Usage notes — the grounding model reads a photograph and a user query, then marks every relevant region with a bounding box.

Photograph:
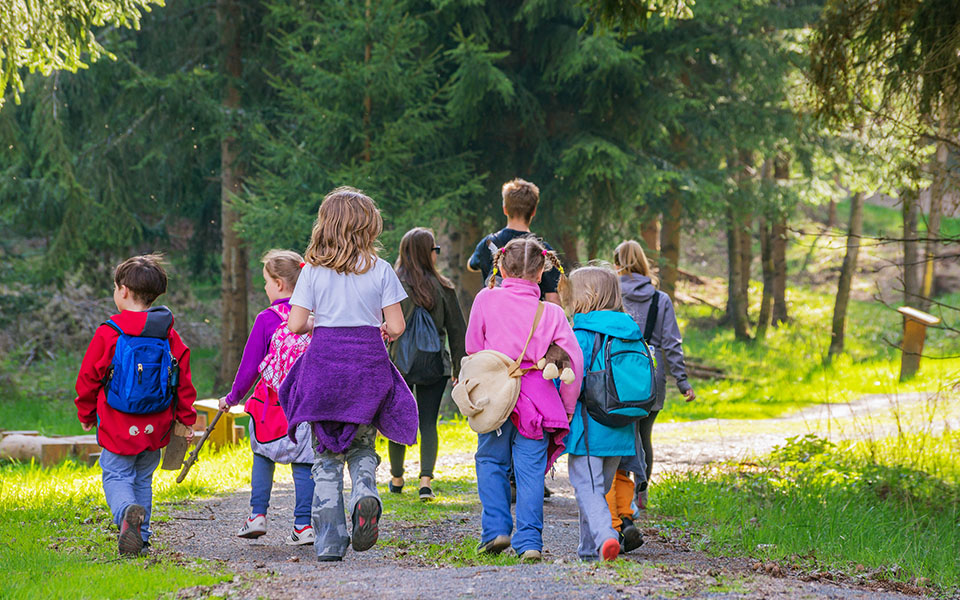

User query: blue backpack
[576,330,657,428]
[102,320,180,415]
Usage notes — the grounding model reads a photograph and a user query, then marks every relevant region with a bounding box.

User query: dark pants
[636,410,658,491]
[388,377,448,479]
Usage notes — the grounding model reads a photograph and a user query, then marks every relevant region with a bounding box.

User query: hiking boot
[477,535,511,555]
[237,514,267,539]
[118,504,145,557]
[619,517,644,553]
[600,537,620,562]
[519,549,542,562]
[351,497,381,552]
[285,524,315,546]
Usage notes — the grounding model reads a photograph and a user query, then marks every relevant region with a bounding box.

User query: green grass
[0,443,253,600]
[664,287,960,421]
[382,536,522,567]
[832,198,960,239]
[652,431,960,591]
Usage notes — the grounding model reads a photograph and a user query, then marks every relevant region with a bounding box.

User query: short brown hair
[566,265,622,314]
[614,240,658,286]
[262,249,304,289]
[501,178,540,223]
[304,186,382,274]
[114,254,167,305]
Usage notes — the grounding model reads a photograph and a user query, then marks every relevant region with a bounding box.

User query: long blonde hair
[304,187,382,274]
[566,265,622,314]
[614,240,658,286]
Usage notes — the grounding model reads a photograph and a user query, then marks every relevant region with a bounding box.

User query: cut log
[0,434,102,466]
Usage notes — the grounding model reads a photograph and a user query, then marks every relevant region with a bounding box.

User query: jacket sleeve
[659,296,692,393]
[224,309,279,406]
[464,292,487,355]
[551,311,584,417]
[169,328,198,426]
[442,286,468,379]
[74,327,111,426]
[468,236,491,275]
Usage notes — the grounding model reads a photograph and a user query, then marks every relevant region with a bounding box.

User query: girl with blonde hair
[611,240,695,516]
[279,187,419,562]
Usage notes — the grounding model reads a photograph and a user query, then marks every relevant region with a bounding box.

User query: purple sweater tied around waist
[278,325,418,454]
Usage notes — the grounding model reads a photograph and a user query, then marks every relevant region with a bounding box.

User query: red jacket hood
[109,306,175,338]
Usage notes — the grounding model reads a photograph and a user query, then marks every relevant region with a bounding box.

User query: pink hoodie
[465,278,584,470]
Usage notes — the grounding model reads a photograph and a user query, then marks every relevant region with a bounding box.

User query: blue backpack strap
[101,319,124,386]
[104,319,123,335]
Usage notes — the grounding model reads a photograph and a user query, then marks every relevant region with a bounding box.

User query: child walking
[220,250,316,545]
[388,228,467,501]
[278,187,419,562]
[74,254,197,556]
[564,266,647,562]
[465,237,582,561]
[612,240,695,514]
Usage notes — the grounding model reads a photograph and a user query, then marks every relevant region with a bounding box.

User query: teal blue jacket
[563,310,642,457]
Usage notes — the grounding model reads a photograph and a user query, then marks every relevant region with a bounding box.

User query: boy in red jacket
[75,254,197,556]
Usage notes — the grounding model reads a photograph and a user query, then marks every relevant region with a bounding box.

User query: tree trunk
[828,192,865,360]
[640,214,660,256]
[756,218,774,339]
[437,219,483,315]
[920,123,948,311]
[738,217,752,319]
[659,194,681,300]
[216,0,248,389]
[827,200,837,228]
[726,206,751,341]
[772,156,790,326]
[902,188,921,306]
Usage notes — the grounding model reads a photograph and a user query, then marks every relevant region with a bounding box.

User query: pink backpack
[244,304,312,443]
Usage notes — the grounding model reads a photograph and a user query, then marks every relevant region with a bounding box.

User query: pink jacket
[465,278,584,470]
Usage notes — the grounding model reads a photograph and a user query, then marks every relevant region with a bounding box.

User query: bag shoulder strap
[268,304,289,324]
[588,332,604,370]
[643,292,661,344]
[509,302,544,375]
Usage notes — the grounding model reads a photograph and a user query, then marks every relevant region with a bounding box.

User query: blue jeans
[250,453,314,527]
[475,419,548,554]
[100,448,161,542]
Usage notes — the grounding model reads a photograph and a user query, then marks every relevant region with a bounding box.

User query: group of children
[74,179,693,563]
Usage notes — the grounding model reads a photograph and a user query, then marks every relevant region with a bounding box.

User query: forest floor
[156,391,955,600]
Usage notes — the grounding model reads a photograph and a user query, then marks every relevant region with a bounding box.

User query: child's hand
[380,322,393,343]
[183,426,195,443]
[218,396,230,411]
[683,389,696,402]
[81,421,95,432]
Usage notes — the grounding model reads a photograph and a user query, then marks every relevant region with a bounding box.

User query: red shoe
[118,504,145,557]
[600,537,620,561]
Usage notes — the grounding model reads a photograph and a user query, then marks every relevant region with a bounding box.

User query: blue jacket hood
[572,310,642,340]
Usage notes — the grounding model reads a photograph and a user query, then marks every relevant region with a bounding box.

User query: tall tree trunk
[738,217,752,320]
[659,194,681,300]
[640,214,660,256]
[216,0,248,388]
[772,156,790,325]
[828,192,865,360]
[902,188,921,306]
[557,230,580,267]
[920,120,948,311]
[828,201,837,228]
[757,218,775,339]
[437,220,483,314]
[362,0,372,162]
[726,205,751,341]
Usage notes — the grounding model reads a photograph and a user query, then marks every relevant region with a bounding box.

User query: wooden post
[897,306,941,381]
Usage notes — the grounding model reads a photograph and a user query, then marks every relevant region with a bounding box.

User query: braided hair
[488,236,567,294]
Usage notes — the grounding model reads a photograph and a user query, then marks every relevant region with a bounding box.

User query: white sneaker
[237,514,267,538]
[285,524,315,546]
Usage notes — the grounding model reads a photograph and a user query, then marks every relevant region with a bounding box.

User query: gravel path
[157,393,957,599]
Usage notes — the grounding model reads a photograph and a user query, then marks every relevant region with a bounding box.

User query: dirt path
[159,393,956,600]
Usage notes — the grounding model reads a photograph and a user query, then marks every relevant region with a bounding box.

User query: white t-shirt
[290,257,407,328]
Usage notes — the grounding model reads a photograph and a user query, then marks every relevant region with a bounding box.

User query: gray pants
[311,425,381,557]
[568,454,620,560]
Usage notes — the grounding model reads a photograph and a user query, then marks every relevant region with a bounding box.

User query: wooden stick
[176,409,224,484]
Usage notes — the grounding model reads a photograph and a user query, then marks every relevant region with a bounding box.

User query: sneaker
[285,524,315,546]
[477,534,511,555]
[419,486,435,502]
[519,549,542,562]
[237,514,267,539]
[317,555,342,562]
[620,517,644,553]
[351,497,381,552]
[118,504,145,557]
[600,537,620,561]
[636,488,648,511]
[543,483,553,498]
